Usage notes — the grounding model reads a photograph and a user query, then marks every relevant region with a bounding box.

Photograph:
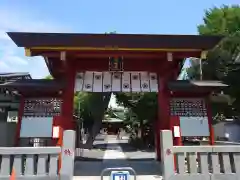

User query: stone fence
[0,130,75,180]
[161,130,240,180]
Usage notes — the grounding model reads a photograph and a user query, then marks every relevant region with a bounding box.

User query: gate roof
[0,79,227,95]
[168,80,228,93]
[7,32,224,78]
[0,79,64,97]
[8,32,222,50]
[0,72,31,81]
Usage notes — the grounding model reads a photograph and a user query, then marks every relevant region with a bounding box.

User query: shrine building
[0,73,31,146]
[0,32,227,160]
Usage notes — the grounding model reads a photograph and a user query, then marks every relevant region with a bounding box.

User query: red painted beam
[39,50,200,78]
[34,50,201,58]
[75,58,161,72]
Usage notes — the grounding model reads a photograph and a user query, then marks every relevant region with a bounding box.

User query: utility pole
[199,50,207,81]
[78,99,84,142]
[199,58,203,80]
[235,52,240,63]
[78,98,84,156]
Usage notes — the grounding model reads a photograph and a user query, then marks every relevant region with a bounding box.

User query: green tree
[115,92,157,139]
[45,75,111,147]
[83,92,111,148]
[198,5,240,36]
[116,5,240,142]
[187,5,240,117]
[45,75,53,79]
[188,5,240,79]
[70,91,112,148]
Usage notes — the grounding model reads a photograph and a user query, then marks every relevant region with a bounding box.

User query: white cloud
[0,61,10,72]
[0,30,10,41]
[0,6,71,79]
[7,56,28,65]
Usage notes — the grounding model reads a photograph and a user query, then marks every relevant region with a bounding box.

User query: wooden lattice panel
[23,98,62,117]
[170,98,207,117]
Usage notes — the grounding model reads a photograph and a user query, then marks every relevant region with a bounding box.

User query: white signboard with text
[20,117,53,138]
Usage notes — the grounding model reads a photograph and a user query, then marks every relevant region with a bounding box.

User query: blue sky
[0,0,239,79]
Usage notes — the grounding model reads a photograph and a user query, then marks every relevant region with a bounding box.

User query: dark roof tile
[168,80,228,91]
[7,32,224,50]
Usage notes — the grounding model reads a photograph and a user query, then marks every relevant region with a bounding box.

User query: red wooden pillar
[155,74,171,161]
[55,60,76,152]
[52,116,64,146]
[170,116,182,146]
[15,96,24,146]
[61,61,76,131]
[206,98,214,145]
[57,61,76,171]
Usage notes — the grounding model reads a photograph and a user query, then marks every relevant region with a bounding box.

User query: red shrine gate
[5,32,225,161]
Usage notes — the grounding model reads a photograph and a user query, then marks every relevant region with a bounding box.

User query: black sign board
[109,57,123,72]
[23,98,62,117]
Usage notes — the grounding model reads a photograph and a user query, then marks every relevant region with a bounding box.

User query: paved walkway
[74,135,162,180]
[103,137,126,160]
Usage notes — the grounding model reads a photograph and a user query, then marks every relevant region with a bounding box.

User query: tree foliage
[45,75,53,79]
[45,75,111,147]
[115,92,157,122]
[188,5,240,78]
[115,5,240,128]
[198,5,240,36]
[187,5,240,117]
[115,92,157,142]
[72,91,112,148]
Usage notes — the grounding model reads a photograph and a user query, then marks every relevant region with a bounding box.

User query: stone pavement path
[73,135,162,180]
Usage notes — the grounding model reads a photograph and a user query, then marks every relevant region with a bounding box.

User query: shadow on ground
[93,143,108,149]
[93,142,154,152]
[74,159,162,176]
[75,157,155,161]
